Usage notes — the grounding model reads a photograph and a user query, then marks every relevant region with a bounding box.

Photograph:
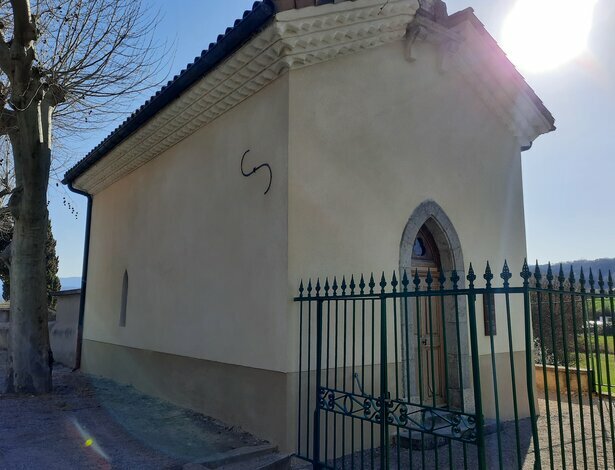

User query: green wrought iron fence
[293,260,615,469]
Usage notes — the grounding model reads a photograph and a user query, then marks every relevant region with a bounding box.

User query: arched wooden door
[412,226,445,405]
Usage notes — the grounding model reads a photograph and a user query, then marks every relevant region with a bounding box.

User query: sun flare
[502,0,598,73]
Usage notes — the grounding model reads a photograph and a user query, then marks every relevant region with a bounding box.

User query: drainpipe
[65,182,92,370]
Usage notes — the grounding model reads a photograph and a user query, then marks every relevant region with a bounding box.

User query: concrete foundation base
[81,340,290,449]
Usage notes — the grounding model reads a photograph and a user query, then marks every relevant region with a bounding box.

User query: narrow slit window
[120,270,128,327]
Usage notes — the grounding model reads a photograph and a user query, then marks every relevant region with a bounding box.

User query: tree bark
[0,0,53,394]
[5,103,52,393]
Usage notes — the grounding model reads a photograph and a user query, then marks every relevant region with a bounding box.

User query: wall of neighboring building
[82,74,290,445]
[286,38,530,426]
[50,291,81,368]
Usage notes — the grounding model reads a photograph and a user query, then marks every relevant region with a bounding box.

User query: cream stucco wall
[85,75,290,373]
[81,26,542,451]
[286,39,529,372]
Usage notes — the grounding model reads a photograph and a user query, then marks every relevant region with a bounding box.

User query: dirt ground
[0,355,266,470]
[3,353,614,469]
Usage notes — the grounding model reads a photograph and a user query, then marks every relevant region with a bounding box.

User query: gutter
[66,182,92,370]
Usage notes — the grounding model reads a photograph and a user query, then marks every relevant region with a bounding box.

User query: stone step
[289,456,313,469]
[183,444,289,470]
[215,452,291,470]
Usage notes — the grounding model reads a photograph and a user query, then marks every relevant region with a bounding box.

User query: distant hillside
[538,258,615,281]
[59,277,81,290]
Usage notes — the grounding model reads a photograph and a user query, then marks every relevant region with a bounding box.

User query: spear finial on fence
[598,270,605,294]
[349,275,356,295]
[568,266,576,292]
[558,264,566,290]
[451,269,460,289]
[426,268,433,290]
[402,270,409,292]
[341,276,347,295]
[315,278,321,297]
[483,261,493,288]
[307,279,313,297]
[500,260,512,288]
[413,269,421,291]
[380,272,387,293]
[579,267,586,293]
[369,273,375,294]
[533,261,542,284]
[467,263,476,288]
[324,278,330,296]
[546,262,554,289]
[391,271,398,292]
[520,259,531,287]
[359,274,366,295]
[332,277,338,296]
[589,268,596,293]
[438,270,446,289]
[299,280,304,297]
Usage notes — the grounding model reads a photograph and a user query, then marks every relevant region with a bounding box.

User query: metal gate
[293,261,615,469]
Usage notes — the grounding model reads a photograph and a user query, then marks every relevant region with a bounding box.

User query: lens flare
[502,0,598,73]
[69,417,109,461]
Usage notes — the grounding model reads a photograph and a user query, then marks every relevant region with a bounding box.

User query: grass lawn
[577,351,615,394]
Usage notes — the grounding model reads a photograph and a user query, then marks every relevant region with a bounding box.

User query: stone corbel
[404,14,463,69]
[404,22,428,62]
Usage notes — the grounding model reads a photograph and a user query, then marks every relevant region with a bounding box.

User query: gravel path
[0,355,266,470]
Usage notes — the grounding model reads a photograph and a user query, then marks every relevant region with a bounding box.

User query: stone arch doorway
[399,200,472,410]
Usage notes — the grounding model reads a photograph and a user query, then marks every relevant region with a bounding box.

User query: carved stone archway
[399,200,473,410]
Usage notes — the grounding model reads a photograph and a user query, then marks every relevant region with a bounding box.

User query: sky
[50,0,615,277]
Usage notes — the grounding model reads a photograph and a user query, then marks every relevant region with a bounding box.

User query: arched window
[119,270,128,327]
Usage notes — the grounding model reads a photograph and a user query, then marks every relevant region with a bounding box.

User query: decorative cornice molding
[75,0,420,194]
[75,0,552,193]
[447,20,554,147]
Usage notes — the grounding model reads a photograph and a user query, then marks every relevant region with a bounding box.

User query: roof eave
[62,0,277,186]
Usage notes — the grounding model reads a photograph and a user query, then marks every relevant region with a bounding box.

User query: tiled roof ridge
[63,0,277,185]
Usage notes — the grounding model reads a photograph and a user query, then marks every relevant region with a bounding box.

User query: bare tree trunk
[5,104,52,393]
[0,0,160,393]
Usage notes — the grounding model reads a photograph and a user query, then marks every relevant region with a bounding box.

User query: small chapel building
[63,0,554,451]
